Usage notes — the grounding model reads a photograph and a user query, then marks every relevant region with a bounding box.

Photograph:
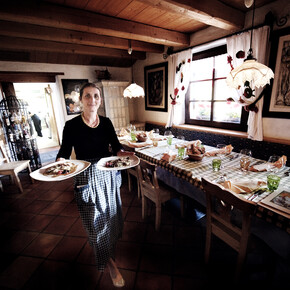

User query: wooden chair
[137,159,184,231]
[127,167,141,198]
[201,178,256,281]
[0,140,34,193]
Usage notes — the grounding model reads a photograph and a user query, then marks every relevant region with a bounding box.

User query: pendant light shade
[123,40,145,98]
[226,59,274,89]
[226,0,274,91]
[123,83,145,98]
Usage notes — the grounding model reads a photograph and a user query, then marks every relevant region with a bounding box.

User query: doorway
[14,83,60,150]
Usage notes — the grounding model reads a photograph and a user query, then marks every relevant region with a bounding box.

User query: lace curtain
[166,49,192,128]
[226,26,271,141]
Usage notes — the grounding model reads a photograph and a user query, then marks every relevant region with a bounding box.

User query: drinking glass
[164,130,173,146]
[267,155,283,173]
[267,174,280,191]
[129,124,137,141]
[240,149,252,172]
[212,157,222,171]
[153,128,160,136]
[177,135,186,160]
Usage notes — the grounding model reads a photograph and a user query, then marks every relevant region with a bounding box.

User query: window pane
[191,58,213,81]
[189,101,211,120]
[213,101,241,123]
[214,79,235,100]
[214,54,230,78]
[189,81,212,101]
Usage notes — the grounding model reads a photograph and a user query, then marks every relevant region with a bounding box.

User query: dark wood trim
[0,71,64,83]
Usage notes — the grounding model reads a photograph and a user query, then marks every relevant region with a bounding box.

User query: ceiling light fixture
[226,0,274,91]
[123,40,145,98]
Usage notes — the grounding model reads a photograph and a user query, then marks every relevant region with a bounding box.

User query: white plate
[30,160,91,181]
[97,155,140,171]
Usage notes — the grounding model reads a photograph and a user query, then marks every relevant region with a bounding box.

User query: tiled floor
[0,171,288,290]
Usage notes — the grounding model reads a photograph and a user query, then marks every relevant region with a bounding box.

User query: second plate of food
[97,155,140,171]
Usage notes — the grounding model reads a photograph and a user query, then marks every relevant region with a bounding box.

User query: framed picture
[260,189,290,218]
[263,27,290,118]
[144,62,168,112]
[61,79,88,115]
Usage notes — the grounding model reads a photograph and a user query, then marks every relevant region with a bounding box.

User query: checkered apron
[74,159,123,271]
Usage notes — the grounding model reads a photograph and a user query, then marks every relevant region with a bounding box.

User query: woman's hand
[56,157,66,162]
[117,150,135,156]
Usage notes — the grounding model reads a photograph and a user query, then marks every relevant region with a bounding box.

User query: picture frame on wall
[144,62,168,112]
[61,79,88,115]
[263,27,290,118]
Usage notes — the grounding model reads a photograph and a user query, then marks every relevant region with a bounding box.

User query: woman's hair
[79,83,102,100]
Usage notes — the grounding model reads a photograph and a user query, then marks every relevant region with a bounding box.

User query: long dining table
[121,137,290,258]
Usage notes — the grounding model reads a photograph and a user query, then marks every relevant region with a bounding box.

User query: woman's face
[80,86,101,113]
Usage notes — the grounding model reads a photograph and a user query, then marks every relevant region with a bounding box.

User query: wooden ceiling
[0,0,276,67]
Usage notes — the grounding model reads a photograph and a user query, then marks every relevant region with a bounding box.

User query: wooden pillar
[1,82,15,97]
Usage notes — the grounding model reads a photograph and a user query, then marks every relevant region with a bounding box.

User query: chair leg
[142,195,147,219]
[127,170,132,192]
[27,164,34,184]
[155,205,161,231]
[204,223,212,264]
[0,179,3,192]
[12,172,23,193]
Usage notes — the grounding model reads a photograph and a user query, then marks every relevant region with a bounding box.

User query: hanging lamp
[123,40,145,98]
[226,0,274,90]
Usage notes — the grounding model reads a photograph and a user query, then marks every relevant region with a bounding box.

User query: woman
[56,83,129,287]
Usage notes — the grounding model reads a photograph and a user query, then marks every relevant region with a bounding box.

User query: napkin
[221,179,266,194]
[205,144,233,156]
[161,152,177,162]
[249,155,287,172]
[127,140,151,148]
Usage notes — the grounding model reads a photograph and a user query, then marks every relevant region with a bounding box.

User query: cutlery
[248,188,267,201]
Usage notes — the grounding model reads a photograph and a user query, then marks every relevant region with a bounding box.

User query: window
[185,45,248,131]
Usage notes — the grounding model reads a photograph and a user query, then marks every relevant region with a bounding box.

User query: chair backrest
[137,159,159,193]
[201,178,256,251]
[0,140,10,163]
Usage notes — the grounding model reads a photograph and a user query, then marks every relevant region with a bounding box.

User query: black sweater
[56,115,122,160]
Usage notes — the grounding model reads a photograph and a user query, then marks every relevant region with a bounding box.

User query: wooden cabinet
[96,81,130,130]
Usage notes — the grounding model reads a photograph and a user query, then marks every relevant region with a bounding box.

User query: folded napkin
[127,140,151,148]
[205,145,233,156]
[249,155,287,172]
[161,152,177,162]
[221,179,266,194]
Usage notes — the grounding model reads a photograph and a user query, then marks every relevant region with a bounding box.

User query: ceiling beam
[141,0,245,30]
[0,36,146,60]
[0,20,164,54]
[0,1,189,47]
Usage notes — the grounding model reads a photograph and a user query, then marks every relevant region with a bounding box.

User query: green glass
[167,136,173,145]
[131,131,137,141]
[178,147,185,159]
[212,158,221,171]
[267,174,280,191]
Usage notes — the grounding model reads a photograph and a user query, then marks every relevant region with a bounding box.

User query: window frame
[185,45,248,132]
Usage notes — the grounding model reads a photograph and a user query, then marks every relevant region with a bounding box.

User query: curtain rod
[169,22,268,56]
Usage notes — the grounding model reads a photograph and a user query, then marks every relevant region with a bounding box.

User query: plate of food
[30,160,91,181]
[97,155,140,171]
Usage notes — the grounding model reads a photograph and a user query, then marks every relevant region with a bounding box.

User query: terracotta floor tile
[59,203,79,217]
[23,260,100,290]
[0,256,43,290]
[76,242,96,265]
[125,206,145,223]
[55,190,74,202]
[66,218,87,237]
[48,236,87,261]
[135,272,172,290]
[21,214,55,232]
[121,221,147,242]
[20,199,51,214]
[22,233,62,258]
[145,224,174,245]
[2,231,38,254]
[36,190,63,201]
[40,201,68,215]
[115,241,141,271]
[43,216,77,235]
[172,276,205,290]
[139,244,173,274]
[3,213,35,230]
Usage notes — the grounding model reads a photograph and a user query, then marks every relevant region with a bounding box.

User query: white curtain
[166,49,192,128]
[226,26,271,141]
